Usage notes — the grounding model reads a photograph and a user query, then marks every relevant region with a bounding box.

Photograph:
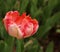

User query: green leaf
[0,40,6,52]
[30,0,38,17]
[14,0,20,11]
[34,8,43,18]
[0,0,6,17]
[0,19,8,39]
[20,0,29,14]
[45,0,58,18]
[5,37,15,52]
[42,0,58,24]
[24,38,40,52]
[46,41,54,52]
[38,0,44,7]
[35,12,60,38]
[6,0,16,11]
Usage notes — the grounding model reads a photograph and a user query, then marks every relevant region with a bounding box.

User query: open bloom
[3,11,39,39]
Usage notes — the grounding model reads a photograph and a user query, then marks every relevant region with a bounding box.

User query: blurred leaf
[42,0,58,24]
[14,0,20,11]
[46,41,54,52]
[0,40,5,52]
[38,0,44,7]
[0,0,6,17]
[38,46,43,52]
[35,12,60,38]
[20,0,29,14]
[6,0,16,11]
[24,38,40,52]
[34,8,43,18]
[0,19,5,38]
[44,0,58,18]
[5,37,15,52]
[0,40,8,52]
[30,0,38,17]
[0,19,9,39]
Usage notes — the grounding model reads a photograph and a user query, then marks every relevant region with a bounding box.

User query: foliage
[0,0,60,52]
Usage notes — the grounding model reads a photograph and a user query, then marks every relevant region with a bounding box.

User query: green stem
[16,39,24,52]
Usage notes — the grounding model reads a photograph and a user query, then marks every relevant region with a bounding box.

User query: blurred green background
[0,0,60,52]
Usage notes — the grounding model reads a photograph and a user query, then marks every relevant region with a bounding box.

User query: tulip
[3,11,39,39]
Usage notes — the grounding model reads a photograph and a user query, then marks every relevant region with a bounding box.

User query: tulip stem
[16,39,24,52]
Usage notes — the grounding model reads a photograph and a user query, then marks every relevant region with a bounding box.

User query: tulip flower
[3,11,39,39]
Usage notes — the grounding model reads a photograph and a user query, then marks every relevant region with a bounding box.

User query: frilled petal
[15,13,26,25]
[23,16,39,34]
[31,19,39,34]
[20,18,33,38]
[4,11,20,21]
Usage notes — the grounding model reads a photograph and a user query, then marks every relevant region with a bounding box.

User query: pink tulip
[3,11,39,39]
